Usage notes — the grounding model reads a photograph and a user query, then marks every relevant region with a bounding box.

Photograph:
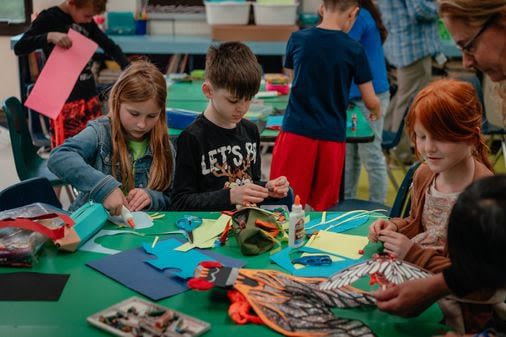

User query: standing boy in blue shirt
[270,0,380,211]
[172,42,290,211]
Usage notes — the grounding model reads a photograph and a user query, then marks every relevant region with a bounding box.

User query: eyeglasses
[458,14,498,56]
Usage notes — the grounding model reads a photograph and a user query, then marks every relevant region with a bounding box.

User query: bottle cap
[294,195,301,205]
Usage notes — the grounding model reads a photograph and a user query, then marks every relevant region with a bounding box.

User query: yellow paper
[305,231,368,260]
[293,252,344,269]
[175,214,231,251]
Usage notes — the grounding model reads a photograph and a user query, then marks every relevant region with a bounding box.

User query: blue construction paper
[305,212,369,235]
[87,236,245,301]
[143,238,216,279]
[266,115,283,129]
[270,246,361,277]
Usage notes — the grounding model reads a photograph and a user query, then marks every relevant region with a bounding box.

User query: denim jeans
[344,91,390,203]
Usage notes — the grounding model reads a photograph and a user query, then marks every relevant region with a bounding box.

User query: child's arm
[47,124,122,207]
[14,12,55,55]
[357,81,381,120]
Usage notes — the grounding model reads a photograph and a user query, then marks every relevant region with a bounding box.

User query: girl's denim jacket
[48,116,173,211]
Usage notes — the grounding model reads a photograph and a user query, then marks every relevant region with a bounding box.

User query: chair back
[2,97,44,181]
[26,84,51,148]
[0,177,62,211]
[389,162,421,218]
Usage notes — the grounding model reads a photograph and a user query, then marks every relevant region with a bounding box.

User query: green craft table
[166,81,375,144]
[0,212,447,337]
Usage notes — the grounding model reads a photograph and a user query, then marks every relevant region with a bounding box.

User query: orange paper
[25,29,98,119]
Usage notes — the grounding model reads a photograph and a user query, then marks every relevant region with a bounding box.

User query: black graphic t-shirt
[172,114,263,211]
[14,6,129,102]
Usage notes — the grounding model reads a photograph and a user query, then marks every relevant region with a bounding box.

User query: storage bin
[253,3,298,25]
[204,1,251,25]
[166,108,200,129]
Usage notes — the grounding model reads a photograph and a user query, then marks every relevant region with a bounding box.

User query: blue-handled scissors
[292,255,333,266]
[176,215,202,244]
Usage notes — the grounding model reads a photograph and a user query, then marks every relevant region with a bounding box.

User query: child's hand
[378,230,413,260]
[368,219,397,242]
[47,32,72,48]
[103,188,128,216]
[368,105,381,121]
[266,176,289,198]
[127,188,152,211]
[230,183,269,207]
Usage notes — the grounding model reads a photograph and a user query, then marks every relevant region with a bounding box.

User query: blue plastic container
[166,108,201,129]
[135,19,147,35]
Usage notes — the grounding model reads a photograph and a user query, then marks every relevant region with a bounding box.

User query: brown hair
[439,0,506,28]
[359,0,388,43]
[205,42,261,100]
[406,79,492,171]
[108,60,173,192]
[323,0,359,11]
[72,0,107,14]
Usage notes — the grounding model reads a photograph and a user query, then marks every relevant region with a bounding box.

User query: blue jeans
[344,91,390,203]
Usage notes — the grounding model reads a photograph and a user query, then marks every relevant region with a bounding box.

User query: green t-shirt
[128,139,149,162]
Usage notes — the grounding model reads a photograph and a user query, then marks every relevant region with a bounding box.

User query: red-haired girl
[368,79,493,271]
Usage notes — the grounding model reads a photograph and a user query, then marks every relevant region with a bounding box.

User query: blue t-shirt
[348,9,389,99]
[283,27,372,142]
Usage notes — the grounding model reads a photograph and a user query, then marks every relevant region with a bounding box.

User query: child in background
[270,0,380,211]
[14,0,129,148]
[344,0,390,204]
[172,42,290,211]
[369,79,493,271]
[48,61,174,215]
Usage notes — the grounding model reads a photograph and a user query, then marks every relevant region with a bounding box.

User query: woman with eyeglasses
[439,0,506,82]
[371,4,506,334]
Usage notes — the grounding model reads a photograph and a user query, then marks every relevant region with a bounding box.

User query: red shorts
[51,96,102,148]
[270,131,345,211]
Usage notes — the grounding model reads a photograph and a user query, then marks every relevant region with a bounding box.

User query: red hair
[405,79,492,171]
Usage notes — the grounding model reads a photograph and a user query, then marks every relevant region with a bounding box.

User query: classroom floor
[1,125,504,209]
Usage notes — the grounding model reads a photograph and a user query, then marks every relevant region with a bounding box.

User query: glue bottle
[289,195,305,248]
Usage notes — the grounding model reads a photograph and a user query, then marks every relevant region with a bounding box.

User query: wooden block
[211,24,298,41]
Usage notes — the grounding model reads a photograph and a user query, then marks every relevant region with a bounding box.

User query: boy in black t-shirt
[172,42,290,211]
[14,0,129,147]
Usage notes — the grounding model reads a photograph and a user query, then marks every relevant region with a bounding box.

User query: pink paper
[25,29,98,119]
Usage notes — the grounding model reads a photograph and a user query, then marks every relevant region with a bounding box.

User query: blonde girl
[48,61,174,214]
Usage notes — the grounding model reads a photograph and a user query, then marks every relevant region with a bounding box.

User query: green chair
[0,177,62,211]
[388,161,420,218]
[2,97,64,186]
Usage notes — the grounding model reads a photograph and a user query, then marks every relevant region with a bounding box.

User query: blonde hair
[108,60,173,192]
[439,0,506,27]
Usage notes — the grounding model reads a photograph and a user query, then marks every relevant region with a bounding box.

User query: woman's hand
[127,188,152,211]
[103,188,127,216]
